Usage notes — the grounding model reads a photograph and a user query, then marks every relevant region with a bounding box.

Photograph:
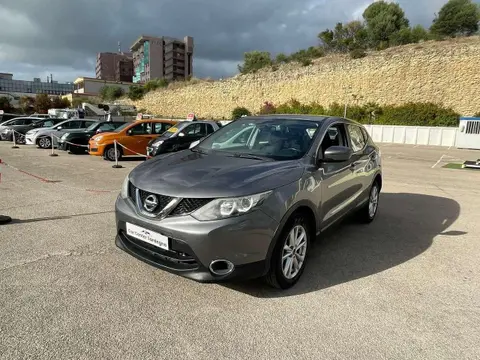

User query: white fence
[363,125,458,147]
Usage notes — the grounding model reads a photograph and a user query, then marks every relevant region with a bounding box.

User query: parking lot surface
[1,142,480,360]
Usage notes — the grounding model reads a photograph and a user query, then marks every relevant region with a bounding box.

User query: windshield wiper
[230,153,270,160]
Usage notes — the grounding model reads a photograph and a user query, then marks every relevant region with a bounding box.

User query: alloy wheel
[38,137,51,149]
[368,185,379,218]
[281,225,308,279]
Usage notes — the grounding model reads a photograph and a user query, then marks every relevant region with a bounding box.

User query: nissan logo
[143,194,159,212]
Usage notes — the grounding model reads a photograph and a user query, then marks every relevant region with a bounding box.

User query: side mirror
[189,140,200,149]
[320,146,352,163]
[56,126,62,131]
[178,132,185,137]
[127,129,133,135]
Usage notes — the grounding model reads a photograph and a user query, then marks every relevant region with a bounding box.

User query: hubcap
[39,138,50,148]
[108,148,119,160]
[368,185,379,218]
[281,225,307,279]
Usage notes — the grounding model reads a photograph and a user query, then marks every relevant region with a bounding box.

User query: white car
[25,118,99,149]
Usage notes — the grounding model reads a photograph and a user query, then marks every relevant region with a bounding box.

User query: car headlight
[120,175,130,199]
[61,133,70,140]
[153,140,163,146]
[191,191,272,221]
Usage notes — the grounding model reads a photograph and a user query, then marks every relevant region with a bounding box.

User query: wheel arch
[263,200,318,275]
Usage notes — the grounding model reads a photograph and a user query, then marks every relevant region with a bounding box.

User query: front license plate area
[126,222,169,250]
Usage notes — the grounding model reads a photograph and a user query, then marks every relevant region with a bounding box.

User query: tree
[19,96,35,114]
[430,0,480,37]
[0,96,13,112]
[99,85,125,101]
[51,96,70,108]
[238,51,272,74]
[231,107,251,120]
[363,1,410,48]
[275,53,289,64]
[127,86,145,101]
[34,93,52,114]
[318,21,368,53]
[411,25,430,42]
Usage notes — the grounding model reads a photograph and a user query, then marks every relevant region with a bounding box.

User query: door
[122,122,156,155]
[53,120,83,143]
[315,123,360,230]
[345,123,372,205]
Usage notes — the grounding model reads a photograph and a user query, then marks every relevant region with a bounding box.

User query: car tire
[104,145,122,162]
[359,181,380,223]
[265,214,311,289]
[37,136,51,149]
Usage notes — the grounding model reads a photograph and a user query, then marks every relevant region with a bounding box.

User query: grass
[442,163,464,169]
[442,162,480,170]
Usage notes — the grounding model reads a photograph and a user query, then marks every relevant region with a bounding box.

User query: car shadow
[224,192,464,298]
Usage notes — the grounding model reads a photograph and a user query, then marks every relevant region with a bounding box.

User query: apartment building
[130,35,193,83]
[95,52,134,82]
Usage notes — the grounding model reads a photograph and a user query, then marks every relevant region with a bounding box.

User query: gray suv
[115,115,382,289]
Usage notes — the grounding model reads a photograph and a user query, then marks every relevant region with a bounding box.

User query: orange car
[88,119,177,161]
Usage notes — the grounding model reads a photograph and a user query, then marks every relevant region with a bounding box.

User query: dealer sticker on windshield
[126,222,169,250]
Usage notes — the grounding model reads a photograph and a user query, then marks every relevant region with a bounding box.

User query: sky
[0,0,466,83]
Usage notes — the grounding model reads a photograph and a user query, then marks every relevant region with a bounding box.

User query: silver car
[25,118,99,148]
[115,115,382,289]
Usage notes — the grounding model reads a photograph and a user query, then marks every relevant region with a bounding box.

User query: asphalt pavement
[0,142,479,360]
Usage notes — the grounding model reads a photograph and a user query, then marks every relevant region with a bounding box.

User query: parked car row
[0,116,225,160]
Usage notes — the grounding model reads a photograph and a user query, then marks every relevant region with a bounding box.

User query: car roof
[241,114,364,126]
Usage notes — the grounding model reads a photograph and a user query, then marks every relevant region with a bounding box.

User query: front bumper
[25,136,35,145]
[58,140,68,151]
[115,195,278,282]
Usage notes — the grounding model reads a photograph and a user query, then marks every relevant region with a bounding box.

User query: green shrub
[127,86,145,101]
[144,79,169,92]
[261,100,459,126]
[377,102,459,126]
[231,107,251,120]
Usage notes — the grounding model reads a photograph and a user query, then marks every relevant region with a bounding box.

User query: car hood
[129,150,305,198]
[90,132,118,142]
[148,134,172,146]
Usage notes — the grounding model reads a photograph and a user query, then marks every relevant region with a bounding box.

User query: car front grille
[129,182,212,217]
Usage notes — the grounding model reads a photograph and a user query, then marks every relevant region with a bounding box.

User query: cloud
[0,0,472,83]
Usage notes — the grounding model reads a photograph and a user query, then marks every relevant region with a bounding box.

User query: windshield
[86,122,100,131]
[197,118,321,160]
[160,122,185,138]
